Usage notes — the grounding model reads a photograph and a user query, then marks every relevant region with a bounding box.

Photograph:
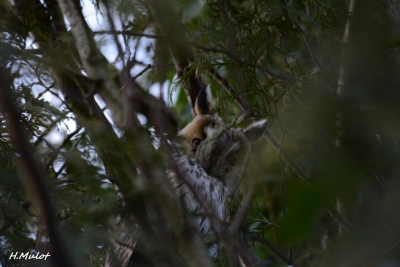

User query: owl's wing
[168,152,228,234]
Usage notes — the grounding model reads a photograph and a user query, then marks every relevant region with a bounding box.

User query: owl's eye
[192,138,202,146]
[226,153,236,167]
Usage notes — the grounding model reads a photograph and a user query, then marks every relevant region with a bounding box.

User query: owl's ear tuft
[195,86,213,115]
[243,119,268,144]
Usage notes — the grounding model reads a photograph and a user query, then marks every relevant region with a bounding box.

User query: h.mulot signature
[9,251,51,260]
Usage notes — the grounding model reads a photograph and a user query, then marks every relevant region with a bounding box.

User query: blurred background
[1,0,400,266]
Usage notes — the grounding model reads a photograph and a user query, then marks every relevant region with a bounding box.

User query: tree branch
[45,126,82,171]
[93,30,164,39]
[56,0,124,126]
[337,0,356,95]
[148,0,204,115]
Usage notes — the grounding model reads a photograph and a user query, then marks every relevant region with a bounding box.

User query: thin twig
[23,120,56,152]
[276,118,288,214]
[337,0,356,95]
[363,240,400,267]
[121,64,152,91]
[195,43,300,82]
[209,68,251,111]
[289,249,297,267]
[275,27,296,78]
[54,133,85,178]
[93,30,164,39]
[251,235,293,265]
[263,130,308,180]
[122,23,141,76]
[284,0,334,88]
[104,0,126,67]
[230,186,255,234]
[334,0,357,236]
[45,126,82,170]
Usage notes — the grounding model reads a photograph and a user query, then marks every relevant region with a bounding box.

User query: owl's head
[178,87,267,194]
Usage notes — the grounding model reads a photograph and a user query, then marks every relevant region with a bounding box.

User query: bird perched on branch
[106,86,267,267]
[171,87,267,260]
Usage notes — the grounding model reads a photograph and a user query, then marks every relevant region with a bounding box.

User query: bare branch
[121,64,152,91]
[93,30,164,39]
[363,241,400,267]
[230,187,255,234]
[57,0,124,126]
[208,68,252,111]
[275,27,296,79]
[337,0,357,95]
[45,127,83,171]
[251,235,292,265]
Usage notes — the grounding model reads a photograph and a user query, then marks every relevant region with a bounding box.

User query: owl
[169,87,267,255]
[106,87,267,266]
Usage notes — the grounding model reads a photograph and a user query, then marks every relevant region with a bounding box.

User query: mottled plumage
[172,123,267,230]
[106,87,267,266]
[169,87,267,256]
